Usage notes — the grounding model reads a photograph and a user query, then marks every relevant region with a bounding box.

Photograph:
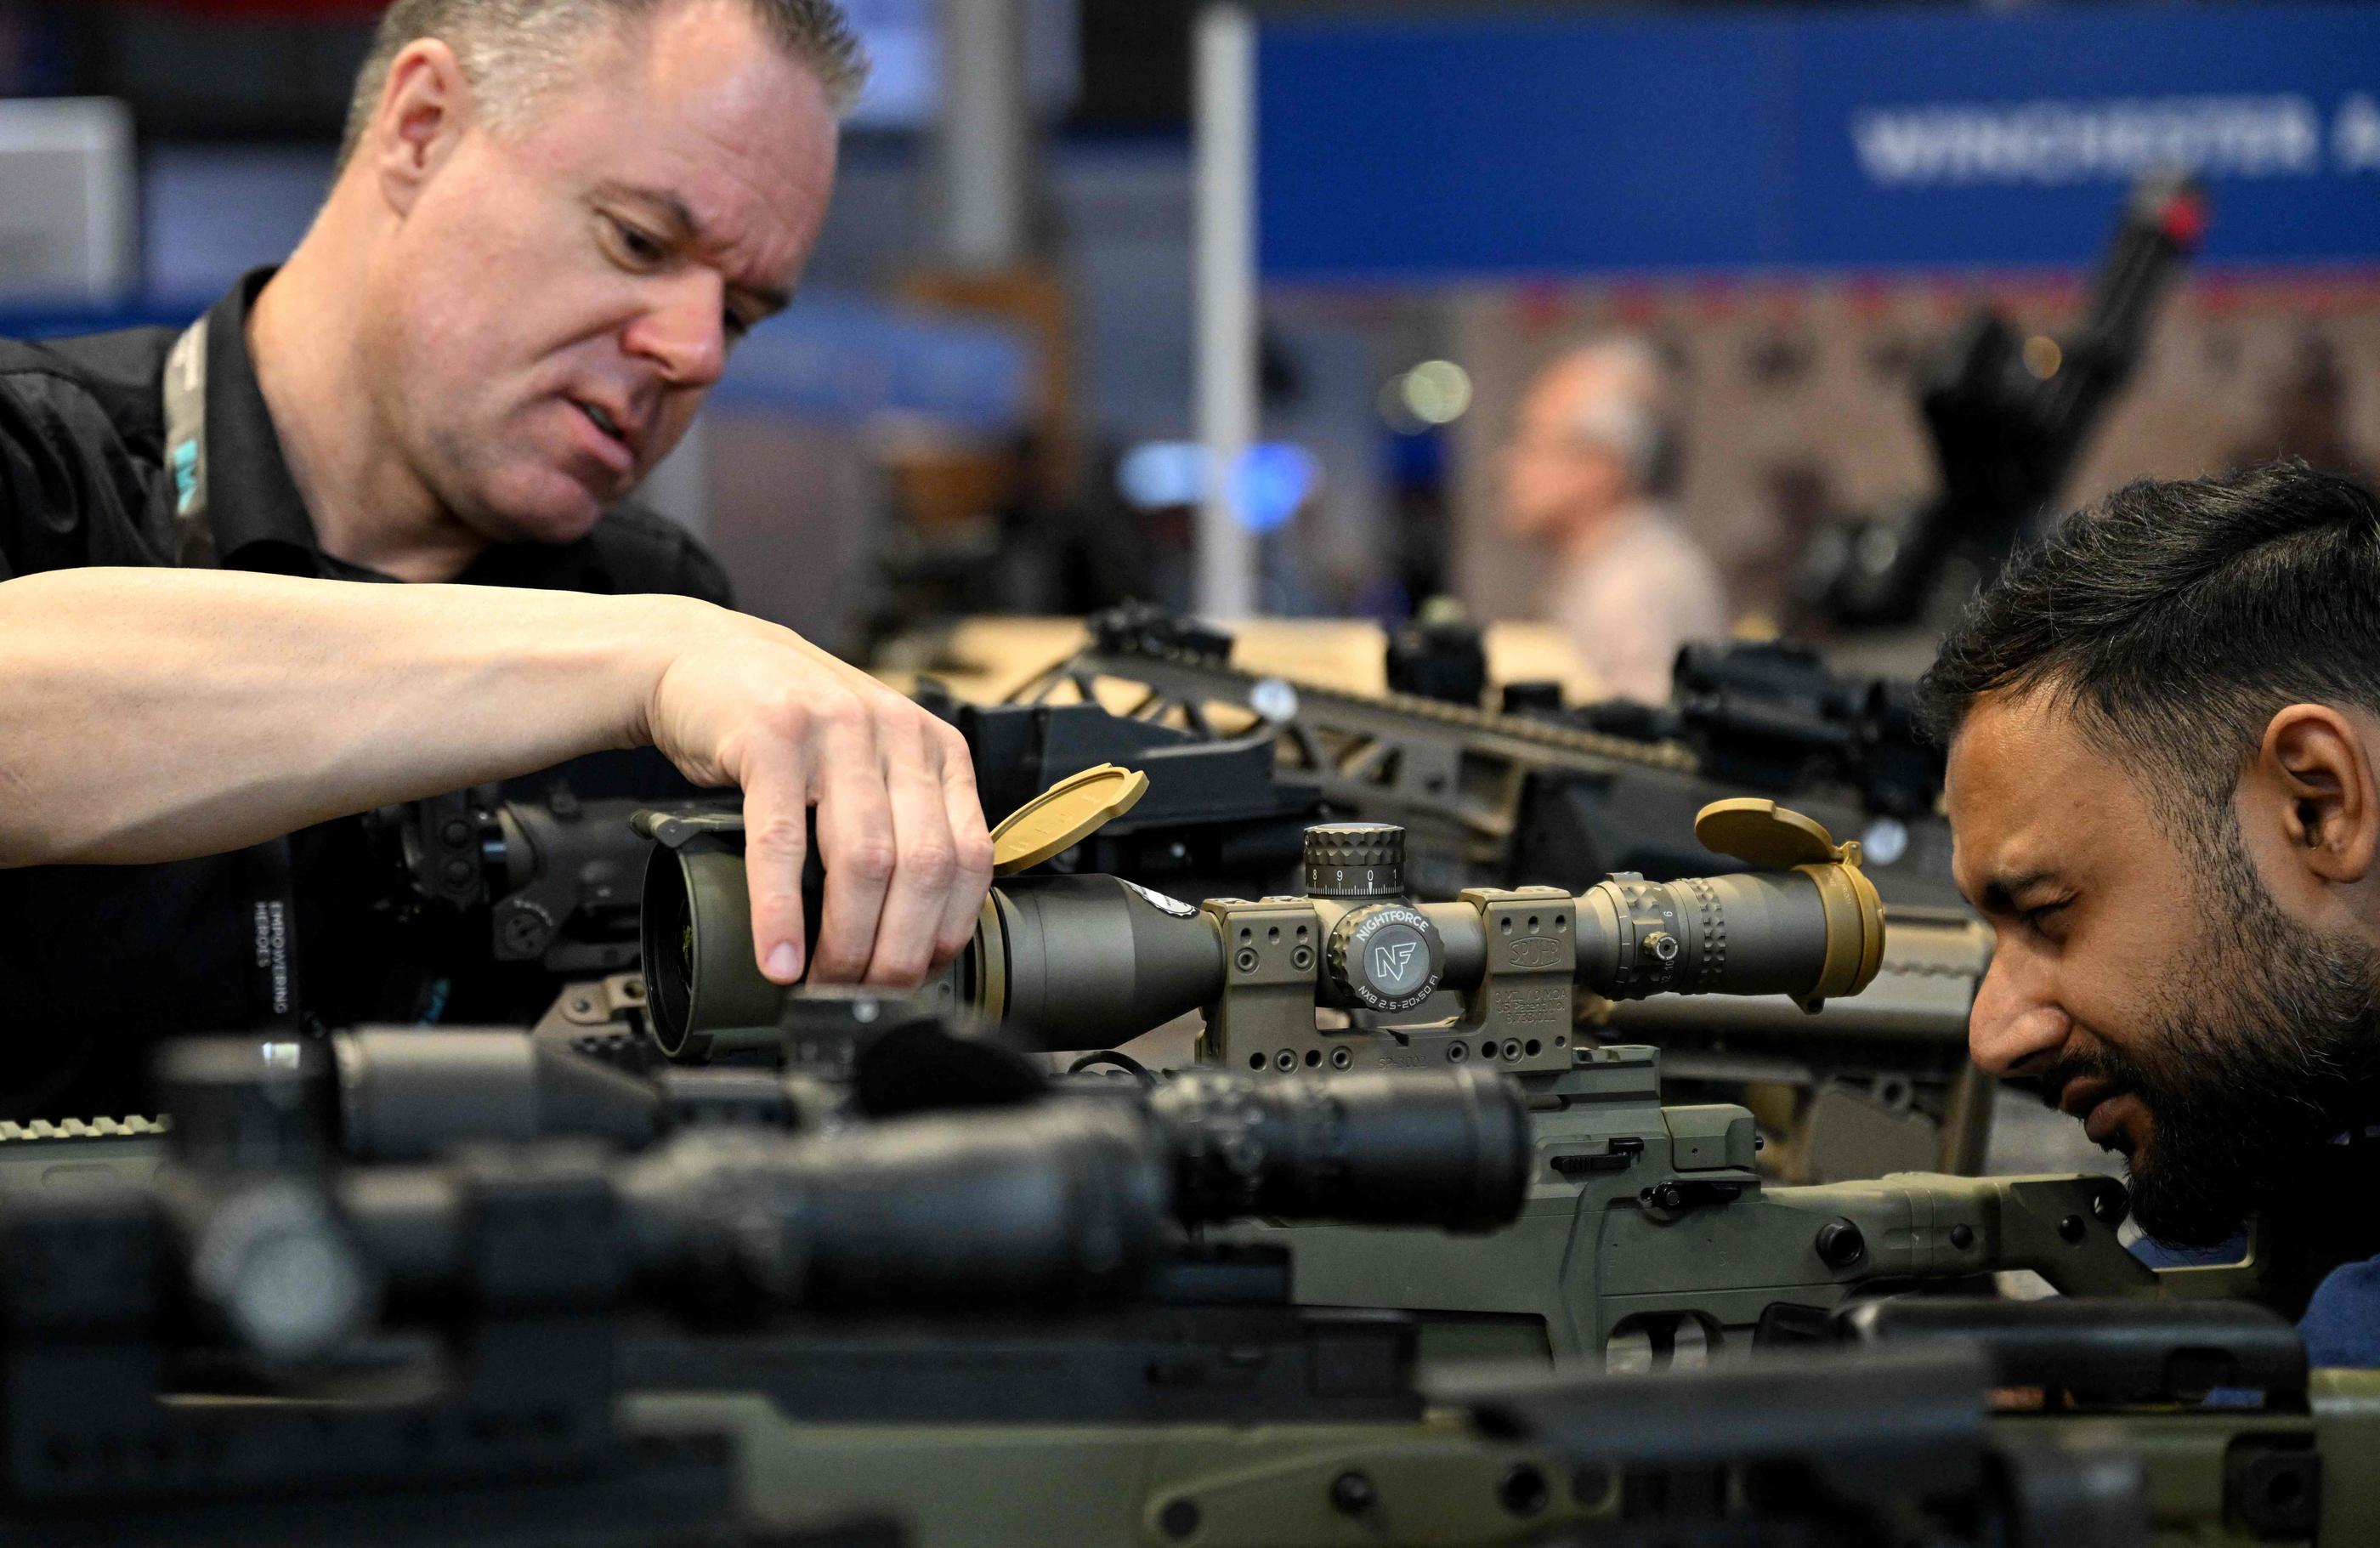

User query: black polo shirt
[0,269,731,1116]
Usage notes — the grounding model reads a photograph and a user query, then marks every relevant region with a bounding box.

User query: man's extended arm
[0,567,993,988]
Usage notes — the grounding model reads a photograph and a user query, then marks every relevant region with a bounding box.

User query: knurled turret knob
[1305,823,1406,899]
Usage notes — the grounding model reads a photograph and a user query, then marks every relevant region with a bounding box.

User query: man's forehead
[1946,689,2136,887]
[540,2,835,264]
[1947,689,2082,793]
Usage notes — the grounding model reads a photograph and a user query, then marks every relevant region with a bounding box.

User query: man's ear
[365,40,476,217]
[2255,704,2380,883]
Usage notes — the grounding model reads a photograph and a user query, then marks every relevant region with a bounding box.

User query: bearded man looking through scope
[1922,460,2380,1369]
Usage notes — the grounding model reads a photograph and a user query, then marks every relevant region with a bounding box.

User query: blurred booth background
[2,0,2376,675]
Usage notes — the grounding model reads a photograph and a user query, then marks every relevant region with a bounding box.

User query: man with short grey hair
[0,1,994,1109]
[264,0,858,577]
[1496,337,1728,703]
[337,0,867,170]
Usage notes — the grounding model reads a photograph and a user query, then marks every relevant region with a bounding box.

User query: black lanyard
[164,317,303,1033]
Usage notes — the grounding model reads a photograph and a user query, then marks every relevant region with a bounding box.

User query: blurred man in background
[1497,336,1726,704]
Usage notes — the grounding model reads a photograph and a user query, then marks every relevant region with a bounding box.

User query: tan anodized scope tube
[636,797,1887,1063]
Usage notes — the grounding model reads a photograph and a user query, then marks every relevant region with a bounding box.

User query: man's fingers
[649,627,998,989]
[861,713,963,988]
[739,740,813,984]
[929,738,996,971]
[808,700,893,984]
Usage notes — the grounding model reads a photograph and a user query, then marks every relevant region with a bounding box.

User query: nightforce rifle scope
[637,795,1885,1075]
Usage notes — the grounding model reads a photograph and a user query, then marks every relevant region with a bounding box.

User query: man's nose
[1967,948,2070,1076]
[624,273,728,389]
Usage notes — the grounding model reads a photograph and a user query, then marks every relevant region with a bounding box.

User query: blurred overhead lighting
[1116,440,1322,535]
[1231,443,1321,534]
[1399,360,1473,426]
[1117,441,1205,510]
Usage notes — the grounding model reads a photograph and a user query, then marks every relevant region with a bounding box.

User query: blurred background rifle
[7,1018,2367,1548]
[1796,173,2209,633]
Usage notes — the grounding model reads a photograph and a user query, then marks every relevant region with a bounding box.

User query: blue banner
[1255,3,2380,281]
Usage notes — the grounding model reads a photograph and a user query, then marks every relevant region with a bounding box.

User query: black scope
[641,812,1884,1061]
[167,1103,1173,1361]
[1086,1064,1529,1234]
[147,1035,1533,1359]
[154,1030,807,1167]
[154,1032,1529,1235]
[609,1105,1167,1314]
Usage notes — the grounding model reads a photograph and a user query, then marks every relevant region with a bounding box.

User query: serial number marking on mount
[1498,982,1569,1023]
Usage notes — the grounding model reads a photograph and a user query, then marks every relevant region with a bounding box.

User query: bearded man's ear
[2258,705,2380,885]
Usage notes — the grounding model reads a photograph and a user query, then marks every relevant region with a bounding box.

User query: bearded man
[1923,459,2380,1367]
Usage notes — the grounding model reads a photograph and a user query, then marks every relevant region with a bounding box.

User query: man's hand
[643,605,996,989]
[0,572,994,989]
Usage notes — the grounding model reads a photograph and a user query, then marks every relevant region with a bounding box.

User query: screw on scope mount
[1304,823,1405,899]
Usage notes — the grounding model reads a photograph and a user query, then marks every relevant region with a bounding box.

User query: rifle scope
[154,1029,805,1166]
[201,1034,1525,1233]
[639,802,1884,1063]
[150,1035,1530,1356]
[172,1103,1173,1356]
[1108,1064,1527,1233]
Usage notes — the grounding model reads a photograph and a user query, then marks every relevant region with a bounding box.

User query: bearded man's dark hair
[1922,459,2380,847]
[1919,459,2380,1245]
